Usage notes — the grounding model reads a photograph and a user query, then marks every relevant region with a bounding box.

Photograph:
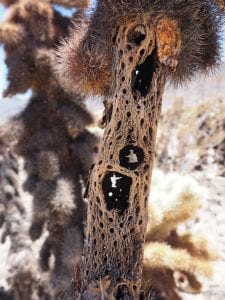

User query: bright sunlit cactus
[143,170,218,299]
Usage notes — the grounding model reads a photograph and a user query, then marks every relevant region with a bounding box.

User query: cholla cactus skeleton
[57,0,222,297]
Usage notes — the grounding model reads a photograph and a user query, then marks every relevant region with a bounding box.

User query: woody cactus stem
[217,0,225,11]
[82,18,166,297]
[56,1,221,297]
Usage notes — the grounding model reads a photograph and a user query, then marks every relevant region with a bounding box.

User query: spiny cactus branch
[0,1,98,298]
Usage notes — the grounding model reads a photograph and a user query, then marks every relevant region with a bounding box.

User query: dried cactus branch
[56,0,223,298]
[80,16,178,298]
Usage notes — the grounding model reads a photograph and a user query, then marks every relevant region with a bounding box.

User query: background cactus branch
[0,0,98,298]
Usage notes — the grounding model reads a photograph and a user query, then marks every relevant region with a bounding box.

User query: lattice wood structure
[80,17,180,298]
[56,0,223,298]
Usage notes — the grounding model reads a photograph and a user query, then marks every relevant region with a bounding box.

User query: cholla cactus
[146,171,205,240]
[143,170,218,299]
[56,0,222,97]
[0,135,53,299]
[0,135,23,232]
[0,0,98,298]
[56,0,222,297]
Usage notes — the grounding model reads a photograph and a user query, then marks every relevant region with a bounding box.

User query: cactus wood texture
[56,5,222,295]
[56,0,222,98]
[80,16,179,298]
[216,0,225,10]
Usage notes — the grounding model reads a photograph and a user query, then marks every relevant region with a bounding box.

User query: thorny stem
[81,18,166,299]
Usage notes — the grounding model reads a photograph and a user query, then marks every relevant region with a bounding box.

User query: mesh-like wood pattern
[82,16,166,298]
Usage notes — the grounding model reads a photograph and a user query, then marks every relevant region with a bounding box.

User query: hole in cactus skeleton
[132,49,158,98]
[119,145,144,170]
[115,284,132,299]
[102,172,132,215]
[128,25,146,46]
